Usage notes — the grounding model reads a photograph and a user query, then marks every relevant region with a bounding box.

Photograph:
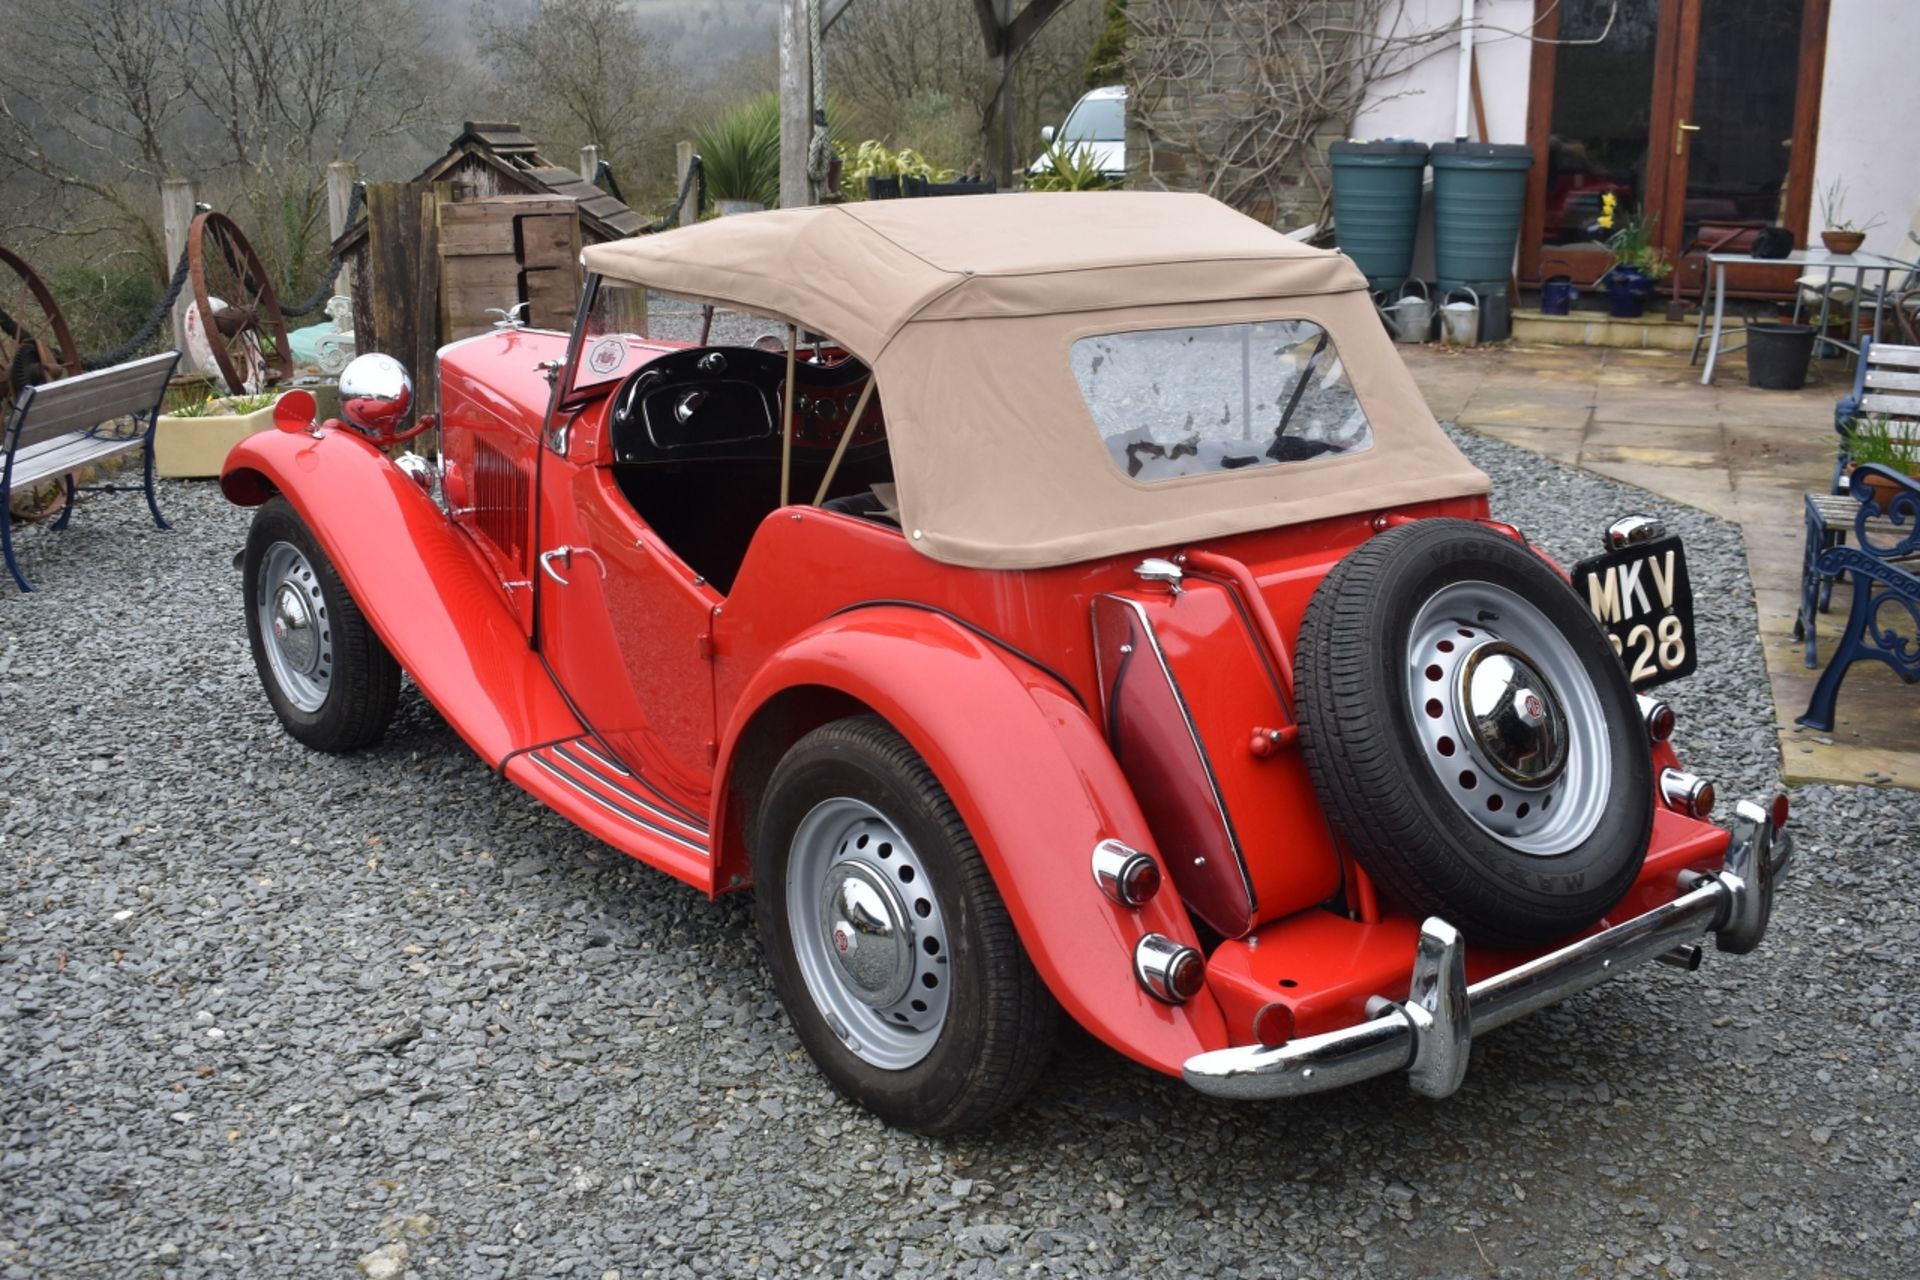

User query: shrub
[696,93,782,208]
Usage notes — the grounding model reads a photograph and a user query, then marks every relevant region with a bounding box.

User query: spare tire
[1295,519,1652,947]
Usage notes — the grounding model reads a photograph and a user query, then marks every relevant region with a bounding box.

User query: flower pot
[865,176,901,201]
[1821,229,1866,255]
[1851,466,1920,510]
[714,199,765,216]
[1603,265,1651,318]
[156,386,340,477]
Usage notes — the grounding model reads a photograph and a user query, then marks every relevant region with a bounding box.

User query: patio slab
[1399,340,1919,791]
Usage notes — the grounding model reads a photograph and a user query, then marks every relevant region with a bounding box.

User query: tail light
[1091,840,1162,907]
[1638,694,1675,743]
[1659,768,1715,819]
[1134,934,1204,1004]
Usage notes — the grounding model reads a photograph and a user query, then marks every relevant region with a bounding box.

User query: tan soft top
[583,193,1488,569]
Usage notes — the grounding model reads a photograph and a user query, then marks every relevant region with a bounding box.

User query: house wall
[1811,3,1920,260]
[1349,0,1538,146]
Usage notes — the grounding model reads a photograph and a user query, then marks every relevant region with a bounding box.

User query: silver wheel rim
[257,541,332,714]
[786,797,950,1070]
[1406,581,1610,856]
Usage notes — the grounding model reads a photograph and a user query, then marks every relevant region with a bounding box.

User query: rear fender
[715,607,1230,1074]
[221,429,580,766]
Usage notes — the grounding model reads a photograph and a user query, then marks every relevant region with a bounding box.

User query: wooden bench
[2,351,180,592]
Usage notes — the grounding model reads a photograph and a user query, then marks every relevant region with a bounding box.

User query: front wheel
[752,716,1057,1134]
[243,497,400,752]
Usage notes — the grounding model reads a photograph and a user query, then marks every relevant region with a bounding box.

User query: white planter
[155,386,340,478]
[714,199,766,216]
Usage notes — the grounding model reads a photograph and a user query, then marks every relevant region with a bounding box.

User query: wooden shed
[332,122,648,410]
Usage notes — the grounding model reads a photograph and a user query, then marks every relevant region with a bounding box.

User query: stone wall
[1124,0,1361,232]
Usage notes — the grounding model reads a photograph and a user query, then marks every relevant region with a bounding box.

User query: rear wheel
[752,716,1057,1134]
[1295,520,1653,947]
[243,497,399,752]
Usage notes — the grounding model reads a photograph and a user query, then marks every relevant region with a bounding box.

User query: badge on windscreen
[1572,534,1697,688]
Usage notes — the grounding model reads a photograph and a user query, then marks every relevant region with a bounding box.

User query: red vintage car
[222,194,1790,1133]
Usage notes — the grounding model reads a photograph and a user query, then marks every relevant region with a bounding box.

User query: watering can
[1440,285,1481,347]
[1379,279,1433,344]
[1539,258,1577,316]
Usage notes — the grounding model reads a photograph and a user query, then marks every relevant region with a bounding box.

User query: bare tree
[1126,0,1456,225]
[477,0,686,199]
[0,0,450,294]
[823,0,1103,174]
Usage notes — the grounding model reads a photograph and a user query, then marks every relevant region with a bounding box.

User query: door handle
[1675,119,1701,155]
[539,547,573,585]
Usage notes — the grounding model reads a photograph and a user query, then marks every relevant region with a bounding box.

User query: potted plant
[840,141,952,200]
[1843,413,1920,505]
[1817,179,1885,255]
[154,391,282,478]
[1594,193,1671,318]
[696,94,781,213]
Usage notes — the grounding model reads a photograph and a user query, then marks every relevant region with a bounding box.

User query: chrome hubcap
[787,798,950,1069]
[1456,643,1568,787]
[257,541,332,713]
[1407,581,1610,856]
[819,862,915,1007]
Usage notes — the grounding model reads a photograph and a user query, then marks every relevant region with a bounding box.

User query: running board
[503,737,712,890]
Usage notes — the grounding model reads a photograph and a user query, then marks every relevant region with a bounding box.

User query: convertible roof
[583,195,1488,569]
[583,193,1364,358]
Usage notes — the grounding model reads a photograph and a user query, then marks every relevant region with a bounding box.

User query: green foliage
[1845,414,1920,473]
[47,264,159,360]
[696,93,782,208]
[1083,0,1129,92]
[1026,141,1116,193]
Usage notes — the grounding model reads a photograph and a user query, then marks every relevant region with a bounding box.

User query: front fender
[221,429,579,766]
[717,607,1230,1075]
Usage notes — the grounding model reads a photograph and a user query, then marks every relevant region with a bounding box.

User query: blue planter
[1603,265,1652,318]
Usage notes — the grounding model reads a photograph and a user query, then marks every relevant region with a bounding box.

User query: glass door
[1522,0,1827,298]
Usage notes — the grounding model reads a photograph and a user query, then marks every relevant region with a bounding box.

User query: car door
[534,380,720,817]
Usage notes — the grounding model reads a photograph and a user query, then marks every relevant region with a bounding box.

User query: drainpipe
[1453,0,1475,143]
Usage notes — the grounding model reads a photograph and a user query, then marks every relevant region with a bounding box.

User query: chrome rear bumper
[1182,798,1792,1101]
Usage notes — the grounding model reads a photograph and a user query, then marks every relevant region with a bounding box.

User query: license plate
[1572,534,1696,688]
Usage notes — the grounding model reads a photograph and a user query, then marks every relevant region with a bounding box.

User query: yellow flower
[1598,213,1613,230]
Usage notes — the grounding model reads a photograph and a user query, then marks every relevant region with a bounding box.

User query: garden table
[1693,248,1907,385]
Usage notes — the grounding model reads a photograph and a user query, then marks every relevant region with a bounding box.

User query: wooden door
[1521,0,1828,300]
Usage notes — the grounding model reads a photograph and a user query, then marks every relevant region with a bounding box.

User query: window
[1062,95,1125,143]
[1070,320,1372,483]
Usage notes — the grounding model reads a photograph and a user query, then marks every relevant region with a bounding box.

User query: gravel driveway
[2,429,1915,1280]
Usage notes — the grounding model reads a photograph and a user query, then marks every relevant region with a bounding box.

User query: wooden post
[675,140,698,226]
[161,176,201,372]
[414,182,450,418]
[778,0,812,209]
[326,161,359,304]
[579,143,600,184]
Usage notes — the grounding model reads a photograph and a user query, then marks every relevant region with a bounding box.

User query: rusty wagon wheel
[188,210,292,395]
[0,245,83,425]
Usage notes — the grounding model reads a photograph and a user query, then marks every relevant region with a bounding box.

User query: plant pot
[1744,321,1816,390]
[1821,229,1866,255]
[1851,466,1920,509]
[156,386,340,477]
[866,176,900,201]
[1603,265,1651,318]
[714,199,765,216]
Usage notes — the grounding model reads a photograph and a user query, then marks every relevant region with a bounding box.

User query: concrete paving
[1401,340,1917,790]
